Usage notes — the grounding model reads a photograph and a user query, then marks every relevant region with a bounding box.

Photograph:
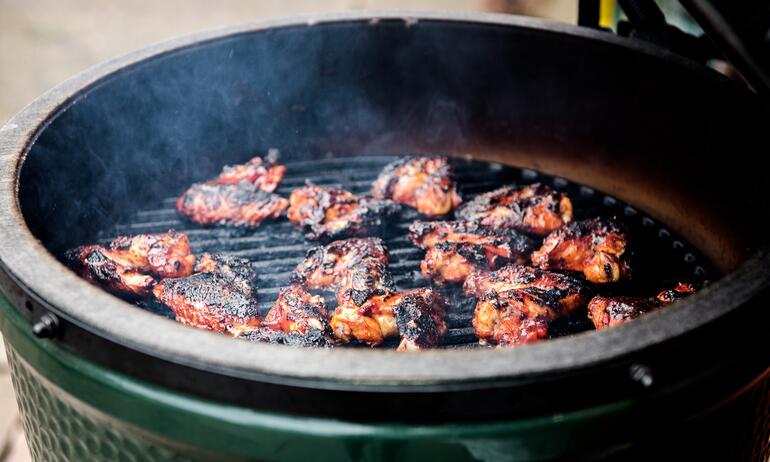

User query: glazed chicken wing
[371,156,462,216]
[473,291,551,346]
[66,230,196,297]
[212,150,286,192]
[248,284,335,347]
[465,265,589,347]
[330,292,398,346]
[330,288,446,349]
[67,247,157,298]
[532,217,632,284]
[153,272,261,336]
[464,265,589,310]
[408,221,536,285]
[177,182,288,227]
[588,282,695,329]
[456,183,573,236]
[287,183,396,241]
[292,237,390,292]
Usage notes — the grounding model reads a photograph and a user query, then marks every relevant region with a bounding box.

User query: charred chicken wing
[465,265,589,347]
[330,288,446,349]
[392,288,447,351]
[292,237,390,293]
[66,230,196,297]
[588,282,696,329]
[532,217,631,284]
[67,246,157,298]
[254,284,334,347]
[212,150,286,192]
[371,156,462,216]
[330,292,398,346]
[473,291,552,346]
[177,181,288,227]
[456,183,573,236]
[194,253,258,297]
[153,272,261,336]
[287,183,396,241]
[408,221,536,285]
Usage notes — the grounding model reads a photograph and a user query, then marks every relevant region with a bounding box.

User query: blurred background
[0,0,581,126]
[0,1,700,460]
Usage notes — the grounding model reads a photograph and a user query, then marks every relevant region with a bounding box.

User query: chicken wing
[456,183,573,236]
[408,220,536,285]
[66,230,196,297]
[466,265,589,347]
[153,272,261,336]
[255,284,334,347]
[212,150,286,192]
[292,237,390,292]
[66,246,157,298]
[473,291,551,346]
[588,282,696,329]
[531,217,631,284]
[464,264,589,311]
[287,183,396,241]
[371,156,462,216]
[177,181,288,227]
[330,288,446,349]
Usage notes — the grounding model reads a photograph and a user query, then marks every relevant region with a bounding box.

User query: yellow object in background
[600,0,617,29]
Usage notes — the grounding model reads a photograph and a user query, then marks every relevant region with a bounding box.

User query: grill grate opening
[99,155,713,349]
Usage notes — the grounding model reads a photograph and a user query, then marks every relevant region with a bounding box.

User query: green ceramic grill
[1,9,769,461]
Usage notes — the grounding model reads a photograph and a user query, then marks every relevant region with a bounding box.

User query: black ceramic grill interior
[93,155,714,348]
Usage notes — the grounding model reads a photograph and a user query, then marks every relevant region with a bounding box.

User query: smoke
[19,18,492,255]
[20,16,762,260]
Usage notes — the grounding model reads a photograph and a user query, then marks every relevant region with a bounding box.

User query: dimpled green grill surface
[6,346,198,462]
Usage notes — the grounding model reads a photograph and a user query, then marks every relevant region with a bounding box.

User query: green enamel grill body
[3,293,768,461]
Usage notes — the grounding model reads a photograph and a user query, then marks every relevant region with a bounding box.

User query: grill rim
[0,12,768,391]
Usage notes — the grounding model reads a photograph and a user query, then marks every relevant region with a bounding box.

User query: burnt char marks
[587,296,660,330]
[67,246,157,298]
[66,230,195,298]
[153,272,260,336]
[259,284,335,346]
[292,237,390,291]
[287,183,397,242]
[408,220,536,254]
[465,265,589,347]
[195,252,258,297]
[456,183,573,236]
[409,220,536,286]
[242,328,334,348]
[392,288,447,351]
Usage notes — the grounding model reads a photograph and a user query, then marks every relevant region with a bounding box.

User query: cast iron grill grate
[100,155,713,349]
